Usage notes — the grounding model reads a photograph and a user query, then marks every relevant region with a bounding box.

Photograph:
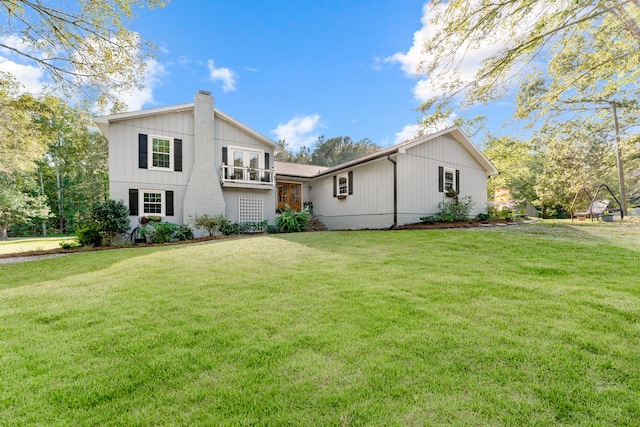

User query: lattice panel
[238,196,264,223]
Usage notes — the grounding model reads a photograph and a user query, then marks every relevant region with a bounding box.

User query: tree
[420,0,640,111]
[0,73,48,174]
[0,0,168,108]
[482,135,540,204]
[35,96,109,232]
[0,185,50,241]
[420,0,639,210]
[275,136,381,167]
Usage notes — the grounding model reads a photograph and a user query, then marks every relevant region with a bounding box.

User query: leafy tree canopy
[0,0,168,108]
[276,136,381,167]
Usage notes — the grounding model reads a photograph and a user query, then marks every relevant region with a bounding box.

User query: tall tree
[0,177,50,241]
[311,136,380,167]
[276,136,381,167]
[0,0,168,108]
[0,72,48,174]
[35,97,109,232]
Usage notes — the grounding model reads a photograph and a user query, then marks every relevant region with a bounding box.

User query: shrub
[276,205,310,233]
[193,214,230,236]
[141,222,194,243]
[76,227,102,247]
[420,215,437,224]
[220,222,244,235]
[436,196,475,222]
[91,199,130,245]
[59,240,82,249]
[477,212,492,221]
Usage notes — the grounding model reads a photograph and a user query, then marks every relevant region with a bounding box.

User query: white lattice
[238,196,263,223]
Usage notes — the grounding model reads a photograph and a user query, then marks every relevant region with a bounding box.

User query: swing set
[570,184,624,221]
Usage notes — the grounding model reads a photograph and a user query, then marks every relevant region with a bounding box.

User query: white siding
[311,158,395,230]
[223,188,276,224]
[399,134,489,222]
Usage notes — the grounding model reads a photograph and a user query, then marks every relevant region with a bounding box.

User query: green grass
[0,236,73,255]
[1,222,639,426]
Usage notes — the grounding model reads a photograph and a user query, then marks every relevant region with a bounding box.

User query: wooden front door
[277,182,302,212]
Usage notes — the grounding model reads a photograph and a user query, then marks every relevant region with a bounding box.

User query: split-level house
[94,90,498,235]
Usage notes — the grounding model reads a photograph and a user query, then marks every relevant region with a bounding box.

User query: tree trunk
[1,222,8,241]
[40,168,47,236]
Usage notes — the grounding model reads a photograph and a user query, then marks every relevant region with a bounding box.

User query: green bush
[276,205,310,233]
[59,240,82,249]
[477,212,492,221]
[91,199,130,245]
[76,227,102,247]
[141,222,194,243]
[420,215,436,224]
[436,196,475,222]
[193,214,230,236]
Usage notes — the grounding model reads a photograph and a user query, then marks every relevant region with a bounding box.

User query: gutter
[387,154,397,229]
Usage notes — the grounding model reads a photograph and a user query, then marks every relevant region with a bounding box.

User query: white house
[95,91,498,235]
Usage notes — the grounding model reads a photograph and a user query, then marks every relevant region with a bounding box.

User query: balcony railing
[220,164,275,189]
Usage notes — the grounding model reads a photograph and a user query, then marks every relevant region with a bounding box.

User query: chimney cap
[198,89,211,96]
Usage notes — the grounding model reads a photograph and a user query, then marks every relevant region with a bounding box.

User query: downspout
[387,154,397,229]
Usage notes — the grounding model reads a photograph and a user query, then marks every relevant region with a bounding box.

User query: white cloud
[0,58,46,93]
[0,35,48,93]
[271,114,321,151]
[112,58,166,111]
[394,112,456,145]
[207,59,236,92]
[386,2,512,104]
[394,124,420,145]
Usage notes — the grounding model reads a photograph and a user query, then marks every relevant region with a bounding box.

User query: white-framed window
[338,173,349,196]
[444,168,455,192]
[149,135,173,170]
[229,145,263,181]
[141,190,165,216]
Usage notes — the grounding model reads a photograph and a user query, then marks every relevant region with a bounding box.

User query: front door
[277,182,302,212]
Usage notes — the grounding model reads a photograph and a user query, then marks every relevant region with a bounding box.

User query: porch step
[304,216,327,232]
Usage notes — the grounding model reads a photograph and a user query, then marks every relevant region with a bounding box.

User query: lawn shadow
[0,246,168,291]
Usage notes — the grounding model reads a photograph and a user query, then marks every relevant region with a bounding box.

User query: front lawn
[0,236,73,255]
[1,222,639,425]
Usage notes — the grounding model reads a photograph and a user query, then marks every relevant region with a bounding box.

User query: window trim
[140,189,166,216]
[443,167,456,192]
[228,145,265,181]
[148,135,174,171]
[337,172,349,196]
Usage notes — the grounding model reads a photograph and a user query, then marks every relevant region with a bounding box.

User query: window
[150,135,173,170]
[142,190,165,216]
[444,168,455,192]
[229,146,263,181]
[338,173,348,196]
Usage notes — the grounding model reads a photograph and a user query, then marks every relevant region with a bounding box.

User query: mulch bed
[1,220,531,263]
[394,218,527,230]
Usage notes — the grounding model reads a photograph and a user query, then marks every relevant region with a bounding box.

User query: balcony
[220,164,275,190]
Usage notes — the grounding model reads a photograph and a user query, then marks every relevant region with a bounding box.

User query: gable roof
[94,103,279,149]
[315,126,498,177]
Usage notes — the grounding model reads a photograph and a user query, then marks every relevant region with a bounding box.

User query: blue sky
[0,1,515,150]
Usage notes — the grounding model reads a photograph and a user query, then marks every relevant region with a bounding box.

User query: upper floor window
[229,146,263,181]
[150,135,173,170]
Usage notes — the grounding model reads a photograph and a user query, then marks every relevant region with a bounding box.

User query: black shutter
[265,153,270,170]
[348,171,353,195]
[166,191,174,216]
[438,166,444,192]
[139,134,148,169]
[333,175,337,197]
[222,147,228,164]
[129,189,139,216]
[174,139,182,172]
[455,169,460,193]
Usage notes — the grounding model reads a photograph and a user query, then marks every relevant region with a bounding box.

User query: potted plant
[445,189,458,198]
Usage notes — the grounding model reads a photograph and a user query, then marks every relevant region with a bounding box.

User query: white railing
[220,164,275,185]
